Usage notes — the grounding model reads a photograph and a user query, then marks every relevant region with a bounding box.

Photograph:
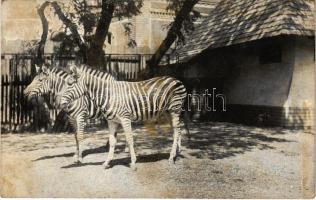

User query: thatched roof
[171,0,315,63]
[198,0,219,6]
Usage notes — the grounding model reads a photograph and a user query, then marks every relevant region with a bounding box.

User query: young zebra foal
[59,64,187,170]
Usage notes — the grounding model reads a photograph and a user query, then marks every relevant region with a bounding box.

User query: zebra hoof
[73,160,82,165]
[168,157,175,165]
[130,163,137,171]
[73,155,82,164]
[103,162,111,169]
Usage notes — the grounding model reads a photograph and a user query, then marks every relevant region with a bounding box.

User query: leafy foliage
[166,0,201,45]
[123,22,137,48]
[49,0,143,56]
[21,40,39,55]
[114,0,143,20]
[72,0,97,34]
[36,0,198,68]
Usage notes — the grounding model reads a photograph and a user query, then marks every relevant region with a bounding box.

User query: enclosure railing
[1,53,171,132]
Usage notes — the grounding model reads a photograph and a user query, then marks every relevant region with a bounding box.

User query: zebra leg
[166,112,181,154]
[73,133,81,163]
[169,112,181,164]
[103,121,119,169]
[73,116,85,163]
[67,118,81,164]
[121,119,137,170]
[155,112,168,134]
[124,129,129,153]
[104,120,129,153]
[177,134,182,154]
[155,115,162,134]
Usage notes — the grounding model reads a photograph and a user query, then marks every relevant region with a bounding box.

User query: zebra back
[62,66,187,122]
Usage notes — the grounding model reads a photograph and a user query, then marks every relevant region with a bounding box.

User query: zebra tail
[184,110,191,141]
[182,93,191,141]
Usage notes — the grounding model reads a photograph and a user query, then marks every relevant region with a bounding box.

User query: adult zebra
[59,64,188,170]
[24,64,119,163]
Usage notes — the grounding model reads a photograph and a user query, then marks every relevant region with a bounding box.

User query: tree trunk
[85,47,106,67]
[37,1,50,66]
[86,1,115,67]
[50,1,88,59]
[147,0,198,77]
[36,0,115,132]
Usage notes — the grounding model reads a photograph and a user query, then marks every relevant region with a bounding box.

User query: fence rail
[1,53,169,132]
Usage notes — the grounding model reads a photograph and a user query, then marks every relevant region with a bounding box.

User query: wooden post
[16,75,20,125]
[9,58,13,131]
[108,54,111,73]
[5,75,8,124]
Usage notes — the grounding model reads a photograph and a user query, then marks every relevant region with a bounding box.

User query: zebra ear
[35,64,42,74]
[42,63,50,75]
[69,65,80,79]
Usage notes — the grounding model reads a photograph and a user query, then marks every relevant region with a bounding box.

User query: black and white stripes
[24,66,105,163]
[61,66,186,121]
[60,64,187,169]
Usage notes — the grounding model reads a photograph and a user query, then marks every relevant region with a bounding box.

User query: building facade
[168,0,315,128]
[105,0,218,54]
[1,0,218,54]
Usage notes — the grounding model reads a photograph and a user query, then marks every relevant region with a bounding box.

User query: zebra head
[24,63,52,100]
[59,65,86,109]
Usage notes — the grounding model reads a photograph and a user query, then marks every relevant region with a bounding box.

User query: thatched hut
[167,0,315,128]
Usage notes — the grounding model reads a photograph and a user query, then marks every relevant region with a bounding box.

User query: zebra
[23,64,124,163]
[59,64,188,170]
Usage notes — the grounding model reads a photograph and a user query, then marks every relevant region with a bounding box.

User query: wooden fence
[1,53,170,132]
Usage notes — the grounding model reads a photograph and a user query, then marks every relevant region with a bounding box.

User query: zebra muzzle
[58,98,70,110]
[24,91,37,101]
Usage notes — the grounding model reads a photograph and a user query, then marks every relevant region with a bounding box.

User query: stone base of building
[195,104,314,130]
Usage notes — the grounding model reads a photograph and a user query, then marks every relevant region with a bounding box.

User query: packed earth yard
[1,122,314,198]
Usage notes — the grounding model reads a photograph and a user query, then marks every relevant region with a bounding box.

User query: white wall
[287,37,315,108]
[1,0,70,53]
[221,37,315,109]
[223,38,297,107]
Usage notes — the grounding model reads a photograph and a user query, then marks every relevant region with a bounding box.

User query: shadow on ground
[183,122,293,159]
[24,122,296,168]
[60,153,176,169]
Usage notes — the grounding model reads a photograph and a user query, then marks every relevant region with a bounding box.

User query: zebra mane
[77,64,117,82]
[49,67,71,79]
[47,64,117,84]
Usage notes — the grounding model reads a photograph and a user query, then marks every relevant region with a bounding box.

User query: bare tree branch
[84,0,115,66]
[148,0,199,76]
[50,1,88,56]
[36,1,50,66]
[36,0,142,66]
[94,0,115,49]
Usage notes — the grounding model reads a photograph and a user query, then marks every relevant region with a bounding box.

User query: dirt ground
[1,122,314,198]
